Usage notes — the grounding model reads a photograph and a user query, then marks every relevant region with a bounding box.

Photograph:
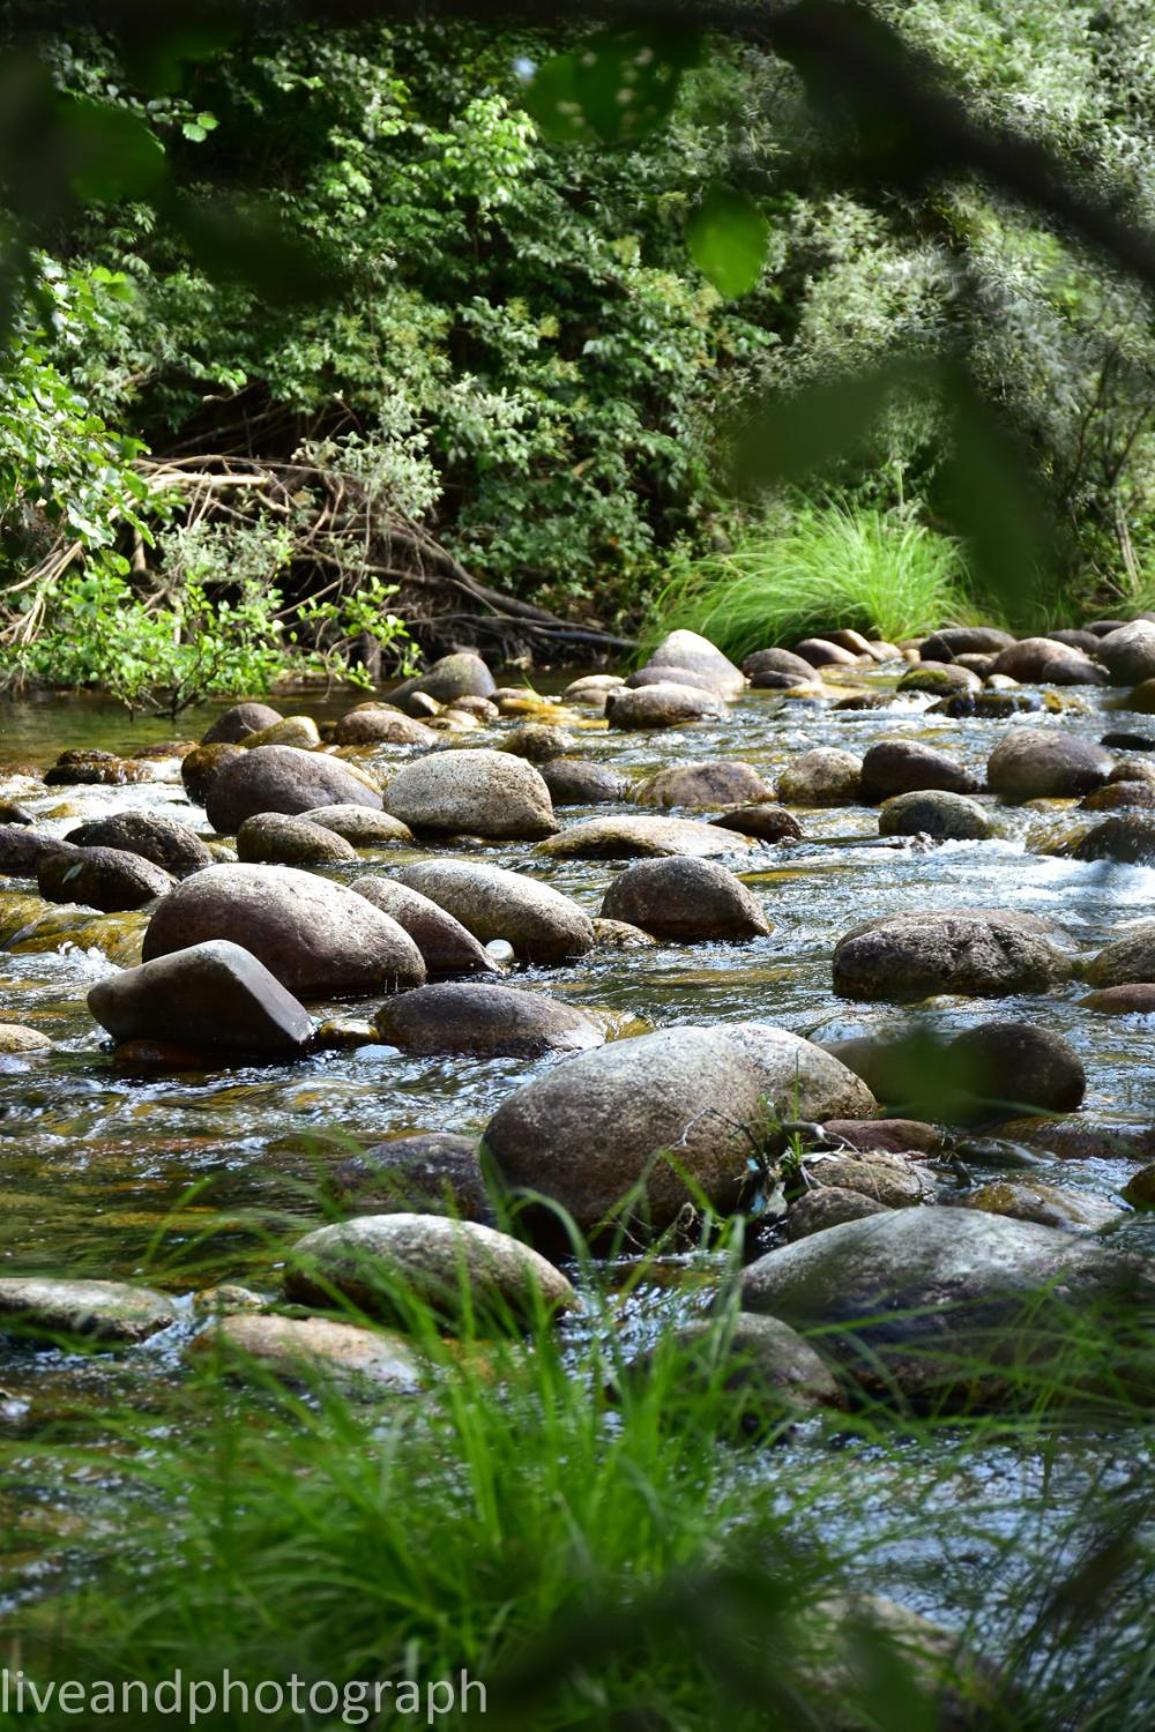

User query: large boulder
[383,748,557,840]
[373,982,603,1057]
[205,745,383,834]
[634,761,773,809]
[986,730,1113,801]
[351,875,500,977]
[643,629,745,696]
[832,909,1073,1000]
[236,812,357,866]
[740,1208,1152,1406]
[142,864,425,998]
[284,1213,574,1331]
[859,739,979,801]
[88,938,314,1057]
[395,860,594,963]
[877,790,993,841]
[599,857,771,941]
[537,815,756,861]
[482,1024,875,1237]
[777,749,863,806]
[64,811,214,879]
[38,846,174,913]
[992,638,1106,684]
[1096,619,1155,685]
[0,1277,179,1346]
[604,683,726,729]
[200,701,283,745]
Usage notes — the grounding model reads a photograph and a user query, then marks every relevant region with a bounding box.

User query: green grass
[644,501,987,663]
[4,1229,1155,1732]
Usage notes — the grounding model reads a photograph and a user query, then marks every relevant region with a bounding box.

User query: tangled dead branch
[139,453,637,665]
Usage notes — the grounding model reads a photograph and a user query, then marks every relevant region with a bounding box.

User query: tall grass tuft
[645,500,985,662]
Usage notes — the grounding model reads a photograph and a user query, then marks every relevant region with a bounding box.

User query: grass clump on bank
[645,501,984,662]
[4,1245,1155,1732]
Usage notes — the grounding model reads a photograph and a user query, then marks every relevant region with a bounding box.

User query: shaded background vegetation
[6,0,1155,681]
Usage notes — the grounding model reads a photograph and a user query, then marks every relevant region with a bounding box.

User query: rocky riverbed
[5,623,1155,1613]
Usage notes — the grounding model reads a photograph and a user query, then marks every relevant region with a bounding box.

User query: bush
[644,499,985,660]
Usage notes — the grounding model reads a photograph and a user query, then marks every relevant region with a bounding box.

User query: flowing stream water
[2,669,1154,1666]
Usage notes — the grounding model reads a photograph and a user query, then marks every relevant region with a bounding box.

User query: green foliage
[646,498,980,660]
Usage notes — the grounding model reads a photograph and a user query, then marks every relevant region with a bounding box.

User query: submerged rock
[538,814,757,861]
[284,1213,574,1330]
[143,863,425,998]
[396,859,594,963]
[481,1024,874,1237]
[0,1022,53,1054]
[599,856,771,941]
[832,909,1073,1000]
[88,938,314,1057]
[0,1277,179,1346]
[383,748,557,840]
[372,982,603,1057]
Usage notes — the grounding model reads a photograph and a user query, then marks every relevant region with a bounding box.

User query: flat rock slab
[88,938,314,1057]
[0,1277,180,1346]
[537,815,757,861]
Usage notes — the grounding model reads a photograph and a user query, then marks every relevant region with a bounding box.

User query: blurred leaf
[524,28,701,147]
[730,361,920,494]
[57,98,166,203]
[169,194,344,304]
[687,184,769,299]
[935,367,1058,624]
